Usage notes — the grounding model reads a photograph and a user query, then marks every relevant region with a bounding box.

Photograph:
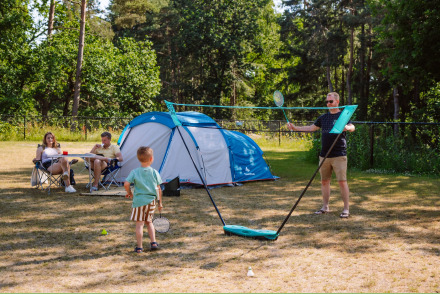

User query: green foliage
[348,124,439,176]
[303,123,440,176]
[112,38,161,116]
[20,124,123,142]
[114,0,279,119]
[0,115,129,142]
[0,121,17,141]
[0,0,35,115]
[2,0,440,136]
[0,0,161,118]
[79,36,161,117]
[278,0,349,106]
[305,135,321,164]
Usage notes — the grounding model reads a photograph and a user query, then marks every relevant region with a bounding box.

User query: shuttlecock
[247,266,255,277]
[101,229,108,235]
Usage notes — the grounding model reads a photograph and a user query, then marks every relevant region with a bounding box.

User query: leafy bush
[306,124,440,176]
[0,121,18,140]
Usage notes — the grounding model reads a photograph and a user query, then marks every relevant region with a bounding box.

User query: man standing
[90,132,123,191]
[287,92,355,218]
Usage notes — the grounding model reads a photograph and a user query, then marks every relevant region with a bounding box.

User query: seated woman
[33,132,76,193]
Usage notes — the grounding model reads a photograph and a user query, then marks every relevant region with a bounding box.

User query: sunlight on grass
[0,141,439,292]
[253,135,313,151]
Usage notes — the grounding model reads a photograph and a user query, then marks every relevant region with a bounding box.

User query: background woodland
[1,0,440,122]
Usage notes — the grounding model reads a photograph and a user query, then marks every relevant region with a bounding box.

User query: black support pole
[276,132,343,235]
[176,126,226,226]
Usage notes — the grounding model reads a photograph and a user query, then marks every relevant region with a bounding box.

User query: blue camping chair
[85,158,122,190]
[31,160,63,192]
[31,143,64,192]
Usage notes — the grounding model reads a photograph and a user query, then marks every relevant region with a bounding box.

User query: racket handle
[282,109,290,123]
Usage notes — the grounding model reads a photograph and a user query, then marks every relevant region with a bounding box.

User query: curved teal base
[223,225,278,241]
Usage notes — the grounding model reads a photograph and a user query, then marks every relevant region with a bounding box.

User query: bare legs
[48,157,71,186]
[320,179,331,212]
[136,221,156,250]
[338,180,350,213]
[319,180,350,213]
[92,159,107,188]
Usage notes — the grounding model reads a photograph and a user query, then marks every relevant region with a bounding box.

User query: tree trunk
[359,23,366,119]
[346,2,355,105]
[72,0,87,118]
[43,0,56,117]
[326,62,333,92]
[48,0,55,38]
[346,25,354,105]
[365,24,373,120]
[341,67,345,104]
[304,0,309,10]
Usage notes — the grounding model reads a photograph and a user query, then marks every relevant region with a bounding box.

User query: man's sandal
[134,247,143,253]
[150,242,160,251]
[314,209,330,215]
[340,212,350,218]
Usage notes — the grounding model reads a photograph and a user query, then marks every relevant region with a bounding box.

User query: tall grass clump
[0,115,130,142]
[0,122,123,142]
[0,122,19,141]
[253,132,314,151]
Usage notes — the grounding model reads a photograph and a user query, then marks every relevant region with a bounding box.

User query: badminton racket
[152,213,170,233]
[273,90,289,123]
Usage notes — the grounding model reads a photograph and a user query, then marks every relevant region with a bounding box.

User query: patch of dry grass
[1,141,439,293]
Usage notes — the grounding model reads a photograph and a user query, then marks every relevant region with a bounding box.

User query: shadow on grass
[0,147,439,291]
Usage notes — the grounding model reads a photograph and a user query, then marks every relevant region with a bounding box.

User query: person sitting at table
[89,131,123,191]
[33,132,77,193]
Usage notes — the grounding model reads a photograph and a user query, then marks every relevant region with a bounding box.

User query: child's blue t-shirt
[125,166,162,208]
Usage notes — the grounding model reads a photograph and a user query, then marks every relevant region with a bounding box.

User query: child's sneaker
[65,185,76,193]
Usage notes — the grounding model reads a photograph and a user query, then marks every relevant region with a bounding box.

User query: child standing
[124,146,163,253]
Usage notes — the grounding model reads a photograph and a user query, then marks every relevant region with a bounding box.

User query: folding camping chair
[31,160,63,192]
[85,159,122,190]
[31,143,78,193]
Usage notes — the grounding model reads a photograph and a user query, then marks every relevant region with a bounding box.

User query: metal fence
[1,114,439,174]
[0,114,133,141]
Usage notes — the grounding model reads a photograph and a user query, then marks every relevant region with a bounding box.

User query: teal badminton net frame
[164,100,357,241]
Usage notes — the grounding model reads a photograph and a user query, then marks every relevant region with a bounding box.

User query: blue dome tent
[116,111,276,186]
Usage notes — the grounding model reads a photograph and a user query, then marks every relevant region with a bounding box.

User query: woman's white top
[41,147,59,163]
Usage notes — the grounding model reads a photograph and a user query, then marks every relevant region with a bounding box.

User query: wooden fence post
[85,118,88,141]
[279,120,281,146]
[369,124,374,168]
[23,115,26,140]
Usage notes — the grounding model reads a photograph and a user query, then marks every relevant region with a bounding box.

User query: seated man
[89,132,123,191]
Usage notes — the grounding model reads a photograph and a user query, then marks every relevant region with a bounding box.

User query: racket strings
[273,91,284,107]
[153,216,170,233]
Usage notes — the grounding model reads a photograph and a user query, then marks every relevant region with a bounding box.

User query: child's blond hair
[137,146,153,163]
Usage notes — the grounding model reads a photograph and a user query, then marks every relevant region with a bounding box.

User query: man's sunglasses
[326,100,334,104]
